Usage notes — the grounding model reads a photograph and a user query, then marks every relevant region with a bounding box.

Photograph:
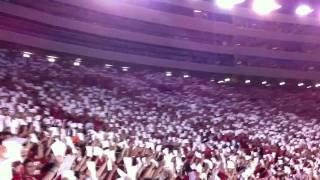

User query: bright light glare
[315,83,320,88]
[216,0,245,10]
[252,0,281,15]
[279,82,286,86]
[297,83,304,87]
[193,9,202,13]
[73,61,80,66]
[47,56,57,63]
[22,51,32,58]
[165,72,172,77]
[122,67,129,71]
[245,80,251,84]
[295,5,313,16]
[224,78,231,82]
[48,58,55,63]
[105,64,113,68]
[261,81,267,85]
[23,54,30,58]
[183,74,190,78]
[217,80,224,84]
[307,85,312,89]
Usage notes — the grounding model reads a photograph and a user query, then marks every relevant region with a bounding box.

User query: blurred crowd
[1,48,320,179]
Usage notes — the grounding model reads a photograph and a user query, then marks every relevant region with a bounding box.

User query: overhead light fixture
[261,81,267,85]
[224,78,231,82]
[183,74,190,78]
[73,61,80,66]
[279,81,286,86]
[105,64,113,68]
[216,0,245,10]
[122,66,129,71]
[47,55,57,63]
[245,80,251,84]
[217,80,225,84]
[193,9,202,13]
[22,51,32,58]
[315,83,320,88]
[252,0,281,15]
[73,58,82,66]
[307,85,312,89]
[295,5,313,16]
[297,83,304,87]
[165,71,172,77]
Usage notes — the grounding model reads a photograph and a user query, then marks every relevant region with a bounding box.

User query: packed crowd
[1,48,320,179]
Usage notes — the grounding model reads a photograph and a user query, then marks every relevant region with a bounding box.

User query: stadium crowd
[0,48,320,179]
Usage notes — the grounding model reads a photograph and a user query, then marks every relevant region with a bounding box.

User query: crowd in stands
[1,48,320,179]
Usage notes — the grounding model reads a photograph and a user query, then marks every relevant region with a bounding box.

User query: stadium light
[165,71,172,77]
[122,66,129,71]
[73,58,82,66]
[295,5,313,16]
[47,56,57,63]
[73,61,81,66]
[216,0,245,10]
[22,51,32,58]
[279,81,286,86]
[105,64,113,68]
[252,0,281,15]
[297,83,304,87]
[224,78,231,82]
[245,80,251,84]
[183,74,190,78]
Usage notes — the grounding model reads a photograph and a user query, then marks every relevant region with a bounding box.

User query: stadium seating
[0,48,320,179]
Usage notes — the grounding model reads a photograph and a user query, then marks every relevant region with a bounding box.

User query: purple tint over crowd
[0,48,319,179]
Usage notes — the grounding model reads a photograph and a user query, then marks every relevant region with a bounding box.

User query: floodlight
[296,5,313,16]
[216,0,245,10]
[252,0,281,15]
